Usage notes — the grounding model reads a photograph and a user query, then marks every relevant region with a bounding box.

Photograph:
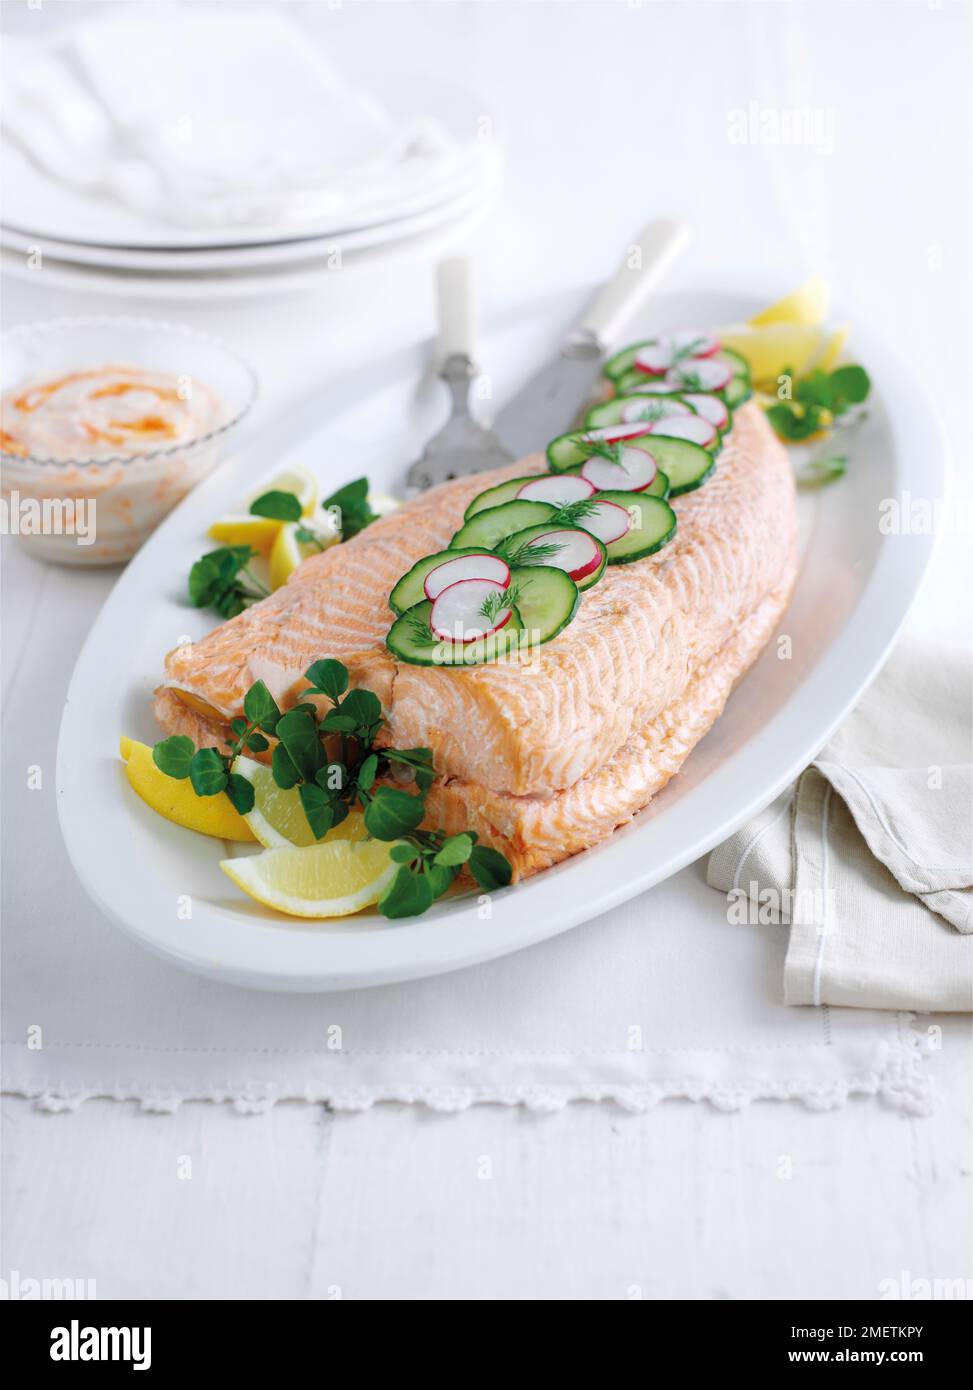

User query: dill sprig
[579,436,624,465]
[478,584,520,623]
[551,498,600,526]
[669,334,707,364]
[499,537,564,567]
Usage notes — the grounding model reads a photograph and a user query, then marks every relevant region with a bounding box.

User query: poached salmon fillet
[155,402,798,877]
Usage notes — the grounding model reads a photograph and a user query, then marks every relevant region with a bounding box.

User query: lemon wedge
[810,325,849,374]
[221,837,397,918]
[749,276,829,328]
[231,755,368,848]
[268,515,340,590]
[719,324,828,388]
[208,465,319,553]
[120,736,256,842]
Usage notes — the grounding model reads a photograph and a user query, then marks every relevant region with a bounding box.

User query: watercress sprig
[152,678,282,814]
[151,658,512,918]
[765,363,871,444]
[188,546,270,618]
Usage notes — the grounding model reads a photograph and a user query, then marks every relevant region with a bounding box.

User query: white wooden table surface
[2,0,971,1301]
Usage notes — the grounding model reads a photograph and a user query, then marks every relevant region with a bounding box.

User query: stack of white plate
[0,10,499,299]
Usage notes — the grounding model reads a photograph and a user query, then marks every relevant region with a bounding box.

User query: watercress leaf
[468,845,513,891]
[434,832,474,867]
[765,403,823,441]
[187,555,221,608]
[304,658,348,702]
[151,735,195,780]
[424,861,457,901]
[230,717,248,737]
[213,589,247,619]
[324,477,369,510]
[314,762,346,794]
[794,370,834,409]
[829,364,870,409]
[245,731,269,753]
[243,679,281,729]
[363,787,425,840]
[796,455,848,489]
[323,478,377,539]
[389,842,418,864]
[320,711,358,734]
[225,772,256,815]
[249,489,302,522]
[357,753,379,792]
[189,747,228,797]
[329,799,349,828]
[378,865,434,919]
[272,741,301,790]
[339,688,383,733]
[188,546,253,609]
[385,747,433,770]
[298,782,335,840]
[275,708,325,782]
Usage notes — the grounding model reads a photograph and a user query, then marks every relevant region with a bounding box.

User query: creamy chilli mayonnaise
[0,365,225,462]
[1,365,228,564]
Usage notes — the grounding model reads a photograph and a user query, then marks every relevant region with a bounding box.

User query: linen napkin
[708,638,973,1011]
[0,5,466,231]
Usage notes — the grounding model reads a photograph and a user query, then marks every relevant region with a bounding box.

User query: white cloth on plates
[0,4,464,230]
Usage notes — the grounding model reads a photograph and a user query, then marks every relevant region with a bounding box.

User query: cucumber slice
[714,346,751,378]
[507,564,579,642]
[724,374,753,408]
[389,547,512,615]
[463,475,540,520]
[594,490,677,564]
[450,499,556,550]
[547,431,601,472]
[584,393,695,430]
[387,601,525,668]
[561,459,669,500]
[636,436,714,496]
[499,523,607,591]
[602,342,643,382]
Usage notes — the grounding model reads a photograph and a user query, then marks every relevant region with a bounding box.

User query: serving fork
[405,220,690,492]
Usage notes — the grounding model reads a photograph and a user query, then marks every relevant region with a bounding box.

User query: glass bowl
[1,316,258,565]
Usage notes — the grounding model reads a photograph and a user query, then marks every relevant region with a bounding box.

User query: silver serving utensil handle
[405,258,513,492]
[575,217,691,353]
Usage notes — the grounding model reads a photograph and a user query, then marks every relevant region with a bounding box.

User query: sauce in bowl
[1,321,255,567]
[1,364,226,463]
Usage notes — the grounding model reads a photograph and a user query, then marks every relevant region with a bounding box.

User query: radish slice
[522,528,603,582]
[633,343,671,376]
[517,475,595,505]
[581,445,657,493]
[430,578,512,643]
[649,414,718,448]
[634,331,721,377]
[423,552,510,601]
[577,499,632,545]
[619,397,692,425]
[586,423,653,445]
[667,329,720,359]
[625,380,686,396]
[667,357,733,391]
[680,393,730,430]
